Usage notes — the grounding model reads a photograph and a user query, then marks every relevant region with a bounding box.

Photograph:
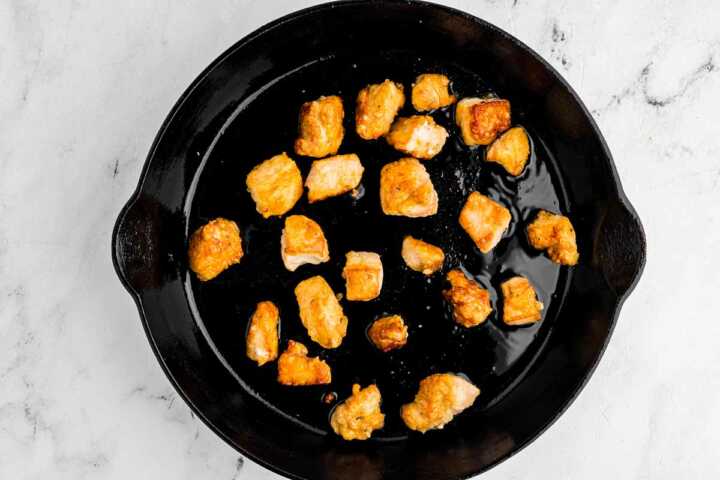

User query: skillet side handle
[112,194,163,294]
[595,199,647,298]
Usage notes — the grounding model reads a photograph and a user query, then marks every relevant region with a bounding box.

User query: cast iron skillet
[112,1,646,478]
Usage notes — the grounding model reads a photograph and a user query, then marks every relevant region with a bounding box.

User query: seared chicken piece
[380,158,438,217]
[294,95,345,158]
[305,154,364,203]
[527,210,579,266]
[188,218,243,281]
[400,373,480,433]
[459,192,511,253]
[386,115,448,160]
[246,301,280,366]
[455,97,511,146]
[246,152,303,218]
[501,276,544,326]
[356,80,405,140]
[486,127,530,176]
[295,276,348,348]
[401,236,445,275]
[342,251,383,301]
[277,340,331,386]
[330,384,385,440]
[411,73,456,111]
[443,270,492,328]
[280,215,330,272]
[368,315,408,352]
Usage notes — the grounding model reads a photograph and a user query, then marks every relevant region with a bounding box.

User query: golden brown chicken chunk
[246,301,279,366]
[411,73,456,111]
[400,373,480,433]
[294,95,345,158]
[355,80,405,140]
[188,218,243,281]
[501,276,544,326]
[295,276,348,348]
[246,153,303,218]
[459,192,511,253]
[385,115,448,160]
[330,384,385,440]
[527,210,579,266]
[277,340,331,386]
[342,251,383,301]
[305,154,364,203]
[380,158,439,217]
[401,236,445,275]
[443,270,492,328]
[455,98,511,146]
[486,127,530,176]
[280,215,330,272]
[368,315,408,352]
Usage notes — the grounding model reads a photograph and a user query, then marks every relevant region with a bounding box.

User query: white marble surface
[1,0,718,478]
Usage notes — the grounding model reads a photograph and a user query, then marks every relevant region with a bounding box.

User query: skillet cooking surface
[113,1,645,478]
[188,53,570,439]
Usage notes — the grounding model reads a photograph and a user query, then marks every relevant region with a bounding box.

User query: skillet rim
[111,1,647,478]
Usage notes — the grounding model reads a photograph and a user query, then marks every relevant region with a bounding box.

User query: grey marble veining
[1,0,719,478]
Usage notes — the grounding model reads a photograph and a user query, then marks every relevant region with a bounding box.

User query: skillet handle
[595,198,646,298]
[112,194,164,294]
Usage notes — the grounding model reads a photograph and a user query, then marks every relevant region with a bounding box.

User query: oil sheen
[188,52,570,440]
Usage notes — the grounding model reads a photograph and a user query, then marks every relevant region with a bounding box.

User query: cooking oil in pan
[187,52,570,440]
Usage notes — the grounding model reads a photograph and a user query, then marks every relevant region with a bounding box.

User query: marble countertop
[1,0,718,478]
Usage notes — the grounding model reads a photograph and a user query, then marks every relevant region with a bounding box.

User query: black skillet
[112,1,646,478]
